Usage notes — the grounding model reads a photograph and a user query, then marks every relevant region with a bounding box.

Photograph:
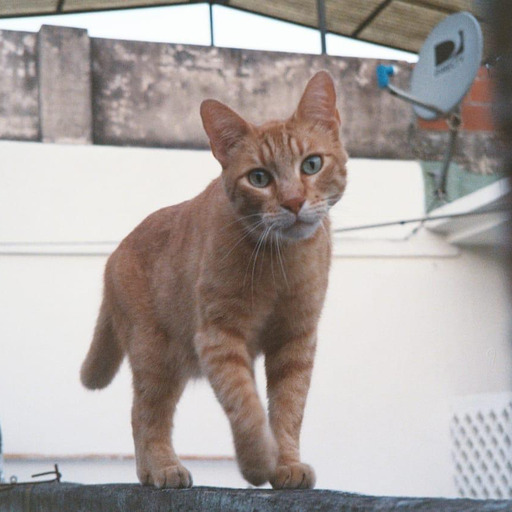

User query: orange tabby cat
[80,70,347,489]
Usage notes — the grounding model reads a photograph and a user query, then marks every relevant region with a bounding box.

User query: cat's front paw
[237,426,278,486]
[139,463,193,489]
[241,458,276,487]
[270,462,316,489]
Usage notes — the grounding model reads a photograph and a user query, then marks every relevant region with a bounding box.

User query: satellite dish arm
[377,65,446,118]
[387,83,446,118]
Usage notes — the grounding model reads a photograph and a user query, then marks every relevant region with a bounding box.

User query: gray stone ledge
[1,483,511,512]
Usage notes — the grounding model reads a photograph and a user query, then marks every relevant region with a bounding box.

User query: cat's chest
[223,238,327,297]
[196,235,329,358]
[199,224,330,315]
[248,255,329,355]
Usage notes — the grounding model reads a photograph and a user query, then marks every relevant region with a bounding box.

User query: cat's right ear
[200,100,251,168]
[294,71,340,127]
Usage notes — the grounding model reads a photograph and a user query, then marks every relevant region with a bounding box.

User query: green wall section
[421,161,504,212]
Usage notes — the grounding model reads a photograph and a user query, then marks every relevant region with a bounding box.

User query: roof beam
[399,0,459,15]
[351,0,393,38]
[0,2,192,19]
[402,0,485,22]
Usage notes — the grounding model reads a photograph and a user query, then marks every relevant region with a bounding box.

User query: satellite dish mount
[376,12,483,198]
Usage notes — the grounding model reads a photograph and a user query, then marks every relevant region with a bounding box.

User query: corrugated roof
[0,0,484,54]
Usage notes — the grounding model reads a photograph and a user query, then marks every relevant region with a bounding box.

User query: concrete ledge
[1,483,511,512]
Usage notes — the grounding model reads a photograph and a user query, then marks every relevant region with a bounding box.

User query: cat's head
[200,71,347,241]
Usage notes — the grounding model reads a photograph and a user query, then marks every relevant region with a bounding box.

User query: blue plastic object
[376,65,395,88]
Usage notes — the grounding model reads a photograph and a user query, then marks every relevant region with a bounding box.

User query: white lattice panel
[451,393,512,499]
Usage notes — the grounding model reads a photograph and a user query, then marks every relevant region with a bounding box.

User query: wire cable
[333,205,512,234]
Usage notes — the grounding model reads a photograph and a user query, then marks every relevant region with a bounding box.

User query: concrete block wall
[0,24,499,174]
[0,30,39,141]
[38,25,92,144]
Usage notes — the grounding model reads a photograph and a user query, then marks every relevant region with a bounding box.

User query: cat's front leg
[195,327,278,486]
[265,334,317,489]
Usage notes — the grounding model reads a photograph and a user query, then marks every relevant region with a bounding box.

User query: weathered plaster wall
[0,24,499,172]
[39,25,93,144]
[90,37,413,159]
[0,30,38,141]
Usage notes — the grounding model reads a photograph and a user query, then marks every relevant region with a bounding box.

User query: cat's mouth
[280,218,322,240]
[259,208,326,241]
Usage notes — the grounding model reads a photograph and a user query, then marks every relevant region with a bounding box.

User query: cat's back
[113,178,221,265]
[106,178,227,312]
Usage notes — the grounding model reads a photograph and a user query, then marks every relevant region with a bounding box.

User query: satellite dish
[377,12,482,120]
[411,12,483,120]
[376,12,483,196]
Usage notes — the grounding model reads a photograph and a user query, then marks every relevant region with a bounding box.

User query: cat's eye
[248,169,271,188]
[301,155,323,175]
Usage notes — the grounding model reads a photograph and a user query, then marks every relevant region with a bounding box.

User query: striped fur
[80,71,348,489]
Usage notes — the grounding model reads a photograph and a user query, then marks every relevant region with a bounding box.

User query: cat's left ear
[200,99,252,168]
[294,71,341,126]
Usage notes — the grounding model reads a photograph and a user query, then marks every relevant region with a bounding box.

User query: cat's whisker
[258,225,274,282]
[222,227,260,262]
[269,226,277,291]
[218,213,263,234]
[264,212,290,227]
[221,219,266,262]
[325,195,343,208]
[320,218,330,238]
[250,226,271,299]
[243,224,267,293]
[305,202,329,214]
[275,230,289,290]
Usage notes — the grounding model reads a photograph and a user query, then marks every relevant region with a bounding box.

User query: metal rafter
[351,0,393,38]
[0,1,482,55]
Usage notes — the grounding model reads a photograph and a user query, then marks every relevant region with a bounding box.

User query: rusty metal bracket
[0,464,62,493]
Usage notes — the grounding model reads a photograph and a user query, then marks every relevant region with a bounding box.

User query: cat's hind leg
[129,326,192,489]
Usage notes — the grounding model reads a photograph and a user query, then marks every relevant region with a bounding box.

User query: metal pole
[316,0,327,55]
[437,113,461,198]
[209,1,215,47]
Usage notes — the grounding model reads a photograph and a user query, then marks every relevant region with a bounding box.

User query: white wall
[0,141,510,497]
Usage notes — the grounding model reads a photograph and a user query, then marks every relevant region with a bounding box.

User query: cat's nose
[281,197,305,215]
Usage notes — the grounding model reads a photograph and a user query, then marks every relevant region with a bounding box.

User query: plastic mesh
[451,395,512,499]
